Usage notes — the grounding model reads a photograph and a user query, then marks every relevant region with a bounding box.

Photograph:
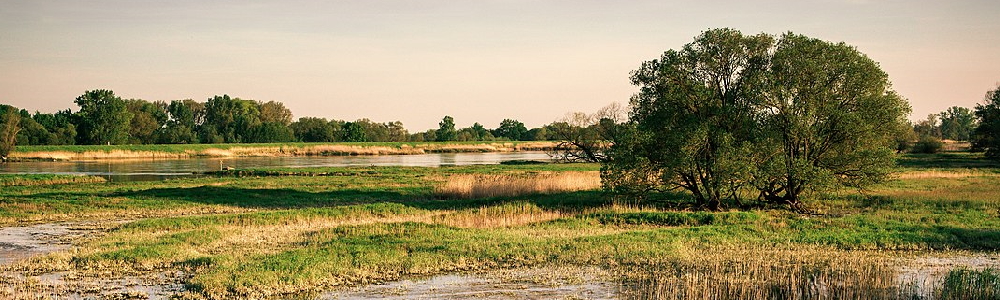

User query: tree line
[899,106,977,153]
[0,90,573,152]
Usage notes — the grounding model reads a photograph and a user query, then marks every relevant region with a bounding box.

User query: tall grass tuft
[432,201,564,228]
[435,171,601,199]
[618,245,911,300]
[935,268,1000,300]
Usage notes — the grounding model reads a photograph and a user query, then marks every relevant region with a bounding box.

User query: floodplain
[0,153,998,299]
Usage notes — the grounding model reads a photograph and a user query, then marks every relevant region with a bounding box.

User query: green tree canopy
[939,106,976,141]
[494,119,527,141]
[74,89,133,145]
[342,121,367,142]
[125,99,168,144]
[290,117,339,142]
[436,116,456,142]
[203,95,260,143]
[754,33,910,208]
[974,86,1000,159]
[604,29,910,211]
[0,105,22,159]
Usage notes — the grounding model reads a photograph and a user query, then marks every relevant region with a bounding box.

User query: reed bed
[0,277,61,300]
[0,174,106,186]
[435,171,601,199]
[936,268,1000,300]
[431,201,565,228]
[11,150,190,160]
[895,169,999,179]
[617,245,910,300]
[11,142,559,160]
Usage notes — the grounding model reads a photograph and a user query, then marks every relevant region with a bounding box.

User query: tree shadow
[936,226,1000,250]
[95,185,622,213]
[112,185,420,209]
[898,153,1000,169]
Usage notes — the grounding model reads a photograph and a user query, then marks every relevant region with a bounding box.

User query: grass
[0,174,106,186]
[1,154,999,298]
[936,268,1000,300]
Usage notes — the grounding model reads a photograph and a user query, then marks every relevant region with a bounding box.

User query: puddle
[898,254,1000,297]
[0,223,90,266]
[28,270,188,300]
[323,265,618,300]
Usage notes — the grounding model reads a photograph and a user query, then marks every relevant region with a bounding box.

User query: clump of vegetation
[435,171,601,199]
[617,246,907,300]
[912,135,945,154]
[935,268,1000,300]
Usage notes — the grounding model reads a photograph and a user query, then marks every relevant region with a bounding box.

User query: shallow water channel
[0,151,553,181]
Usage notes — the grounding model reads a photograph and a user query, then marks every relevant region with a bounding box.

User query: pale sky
[1,0,998,130]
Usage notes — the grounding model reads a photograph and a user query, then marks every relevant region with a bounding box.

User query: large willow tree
[603,29,911,211]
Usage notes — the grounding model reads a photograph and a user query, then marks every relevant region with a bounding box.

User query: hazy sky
[1,1,998,130]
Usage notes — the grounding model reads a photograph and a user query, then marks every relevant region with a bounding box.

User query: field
[9,141,559,161]
[1,153,999,299]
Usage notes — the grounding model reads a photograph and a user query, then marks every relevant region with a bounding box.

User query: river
[0,152,554,181]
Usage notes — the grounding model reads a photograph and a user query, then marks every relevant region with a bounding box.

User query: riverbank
[9,141,559,161]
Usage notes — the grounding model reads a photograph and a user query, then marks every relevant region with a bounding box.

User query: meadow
[0,153,999,299]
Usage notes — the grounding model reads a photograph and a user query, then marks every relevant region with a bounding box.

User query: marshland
[0,150,997,299]
[2,3,1000,298]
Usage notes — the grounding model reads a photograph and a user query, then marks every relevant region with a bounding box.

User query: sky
[1,0,998,131]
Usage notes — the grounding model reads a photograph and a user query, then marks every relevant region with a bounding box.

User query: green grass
[3,155,1000,298]
[897,152,1000,170]
[0,174,106,186]
[936,268,1000,300]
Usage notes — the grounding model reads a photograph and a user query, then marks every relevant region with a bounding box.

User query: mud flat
[0,223,89,266]
[324,265,618,300]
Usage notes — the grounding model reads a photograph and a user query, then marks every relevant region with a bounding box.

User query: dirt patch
[324,265,618,299]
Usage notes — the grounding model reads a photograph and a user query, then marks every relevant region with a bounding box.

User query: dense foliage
[604,29,911,210]
[974,86,1000,159]
[1,92,564,146]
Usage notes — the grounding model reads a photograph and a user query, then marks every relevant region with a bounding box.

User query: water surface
[0,152,553,181]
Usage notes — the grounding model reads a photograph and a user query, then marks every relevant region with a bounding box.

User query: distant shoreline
[9,141,560,161]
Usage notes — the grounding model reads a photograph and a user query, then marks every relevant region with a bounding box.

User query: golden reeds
[435,171,602,199]
[432,201,564,228]
[0,176,106,186]
[618,245,909,300]
[895,170,999,179]
[11,142,560,160]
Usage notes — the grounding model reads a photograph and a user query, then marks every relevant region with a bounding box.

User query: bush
[912,136,944,154]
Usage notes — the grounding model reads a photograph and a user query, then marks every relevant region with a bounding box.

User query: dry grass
[895,170,999,179]
[432,201,565,228]
[435,171,601,199]
[11,150,189,160]
[11,142,560,160]
[0,176,106,187]
[618,245,909,300]
[0,276,61,300]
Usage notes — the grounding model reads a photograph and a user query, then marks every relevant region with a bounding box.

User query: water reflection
[0,152,553,181]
